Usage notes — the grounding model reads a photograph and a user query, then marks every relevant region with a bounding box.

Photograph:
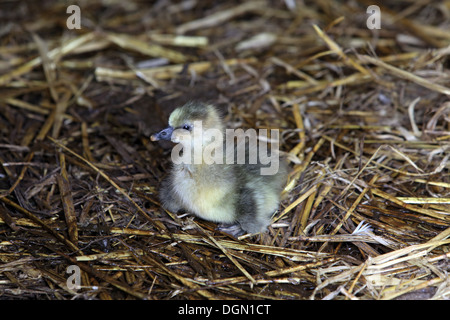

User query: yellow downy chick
[151,102,287,236]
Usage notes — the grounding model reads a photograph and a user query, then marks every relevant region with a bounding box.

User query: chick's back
[232,158,288,234]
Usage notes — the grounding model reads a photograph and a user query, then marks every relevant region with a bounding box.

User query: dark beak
[150,126,174,141]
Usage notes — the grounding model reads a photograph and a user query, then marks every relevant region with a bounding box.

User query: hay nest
[0,0,449,300]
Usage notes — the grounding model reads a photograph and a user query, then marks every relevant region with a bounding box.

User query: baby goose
[151,102,287,236]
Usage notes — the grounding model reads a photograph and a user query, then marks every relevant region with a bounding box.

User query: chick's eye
[182,124,192,131]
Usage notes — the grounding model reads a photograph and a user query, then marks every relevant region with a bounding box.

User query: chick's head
[151,102,224,155]
[170,102,223,130]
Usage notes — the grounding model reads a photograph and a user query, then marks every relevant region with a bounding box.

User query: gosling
[151,102,287,236]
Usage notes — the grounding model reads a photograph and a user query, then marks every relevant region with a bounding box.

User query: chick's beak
[150,126,174,141]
